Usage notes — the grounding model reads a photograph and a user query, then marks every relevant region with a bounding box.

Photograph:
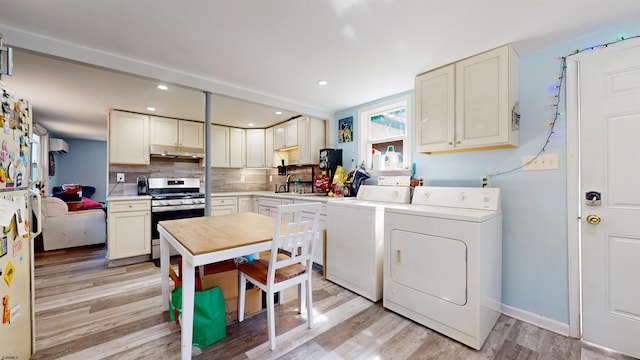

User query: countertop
[106,192,350,203]
[210,191,351,203]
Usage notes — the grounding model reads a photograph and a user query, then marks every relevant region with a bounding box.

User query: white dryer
[383,186,502,350]
[326,185,411,302]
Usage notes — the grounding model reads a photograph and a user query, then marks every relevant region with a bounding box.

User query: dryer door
[389,230,467,305]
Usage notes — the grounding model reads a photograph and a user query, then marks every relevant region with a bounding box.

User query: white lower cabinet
[237,196,253,213]
[107,198,151,260]
[294,199,327,266]
[211,197,237,216]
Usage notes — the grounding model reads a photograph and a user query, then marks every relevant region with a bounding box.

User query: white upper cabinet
[273,123,286,149]
[229,128,246,168]
[209,124,230,167]
[273,118,298,150]
[150,117,204,151]
[265,126,274,168]
[109,110,149,165]
[415,44,519,154]
[285,119,298,148]
[149,117,178,147]
[179,120,204,149]
[246,128,265,168]
[298,116,326,164]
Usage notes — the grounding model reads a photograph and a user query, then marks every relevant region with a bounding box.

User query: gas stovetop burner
[150,192,204,200]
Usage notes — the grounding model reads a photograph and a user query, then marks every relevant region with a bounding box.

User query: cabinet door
[229,128,246,168]
[274,123,286,149]
[179,121,204,149]
[150,116,178,147]
[265,127,275,167]
[238,196,253,213]
[298,116,325,164]
[252,197,259,213]
[109,111,150,165]
[455,45,510,148]
[108,210,150,260]
[285,119,298,148]
[415,65,455,153]
[246,129,265,167]
[258,205,274,218]
[210,125,229,167]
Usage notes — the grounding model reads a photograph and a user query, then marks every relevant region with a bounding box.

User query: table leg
[160,235,170,311]
[181,258,195,359]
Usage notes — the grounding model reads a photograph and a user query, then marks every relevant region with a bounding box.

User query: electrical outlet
[240,175,245,182]
[269,175,273,182]
[481,175,491,188]
[116,173,125,182]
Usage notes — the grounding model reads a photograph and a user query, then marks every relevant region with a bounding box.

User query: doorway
[567,37,640,358]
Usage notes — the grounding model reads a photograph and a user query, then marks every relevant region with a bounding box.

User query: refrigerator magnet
[3,261,14,286]
[12,239,21,257]
[2,295,9,323]
[0,236,6,258]
[10,303,21,323]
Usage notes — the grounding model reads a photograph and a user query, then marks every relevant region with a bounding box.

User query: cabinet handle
[456,140,461,144]
[128,205,132,208]
[448,142,453,145]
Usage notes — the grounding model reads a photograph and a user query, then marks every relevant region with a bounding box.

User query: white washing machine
[383,186,502,350]
[326,185,411,302]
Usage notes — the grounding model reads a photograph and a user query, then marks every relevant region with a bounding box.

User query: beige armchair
[41,197,106,251]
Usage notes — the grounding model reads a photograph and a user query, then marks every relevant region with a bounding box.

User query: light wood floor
[32,245,637,360]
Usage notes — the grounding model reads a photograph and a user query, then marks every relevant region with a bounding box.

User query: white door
[580,41,640,358]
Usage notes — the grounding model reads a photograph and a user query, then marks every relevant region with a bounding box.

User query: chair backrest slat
[267,202,322,285]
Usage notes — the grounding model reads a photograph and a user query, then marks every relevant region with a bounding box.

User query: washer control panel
[412,186,501,210]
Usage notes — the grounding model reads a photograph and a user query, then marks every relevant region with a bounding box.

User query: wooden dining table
[158,212,277,360]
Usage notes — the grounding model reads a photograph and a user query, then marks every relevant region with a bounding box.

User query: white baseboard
[501,303,570,337]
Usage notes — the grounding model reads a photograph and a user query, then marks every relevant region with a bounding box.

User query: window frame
[357,94,412,174]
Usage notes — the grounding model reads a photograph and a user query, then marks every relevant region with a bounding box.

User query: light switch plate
[522,153,559,171]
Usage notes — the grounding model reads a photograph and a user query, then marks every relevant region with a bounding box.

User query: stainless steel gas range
[149,178,205,260]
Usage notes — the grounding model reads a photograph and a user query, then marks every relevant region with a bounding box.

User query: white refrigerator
[0,82,41,359]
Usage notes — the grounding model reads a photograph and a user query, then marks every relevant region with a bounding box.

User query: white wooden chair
[237,202,322,350]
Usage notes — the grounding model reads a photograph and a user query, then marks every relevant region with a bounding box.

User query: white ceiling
[0,1,639,141]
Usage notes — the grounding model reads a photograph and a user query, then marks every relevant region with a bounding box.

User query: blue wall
[333,18,640,325]
[49,137,107,202]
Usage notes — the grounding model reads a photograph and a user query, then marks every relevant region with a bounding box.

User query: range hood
[149,144,204,159]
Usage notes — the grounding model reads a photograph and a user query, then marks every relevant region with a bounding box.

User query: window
[358,95,411,171]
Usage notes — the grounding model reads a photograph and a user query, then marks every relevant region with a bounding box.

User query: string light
[491,34,640,177]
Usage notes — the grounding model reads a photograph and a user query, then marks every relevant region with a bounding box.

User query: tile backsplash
[108,158,317,196]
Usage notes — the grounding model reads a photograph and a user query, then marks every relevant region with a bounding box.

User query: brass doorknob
[586,214,601,224]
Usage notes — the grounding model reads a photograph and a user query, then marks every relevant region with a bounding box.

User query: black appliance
[277,159,287,176]
[319,148,342,174]
[136,176,149,195]
[148,178,205,261]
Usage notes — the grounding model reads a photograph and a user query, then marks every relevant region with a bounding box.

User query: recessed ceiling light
[275,111,282,115]
[248,123,255,127]
[157,85,168,90]
[147,107,156,112]
[318,80,328,86]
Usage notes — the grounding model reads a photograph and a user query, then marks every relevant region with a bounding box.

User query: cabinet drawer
[211,197,236,206]
[109,200,150,212]
[259,197,281,207]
